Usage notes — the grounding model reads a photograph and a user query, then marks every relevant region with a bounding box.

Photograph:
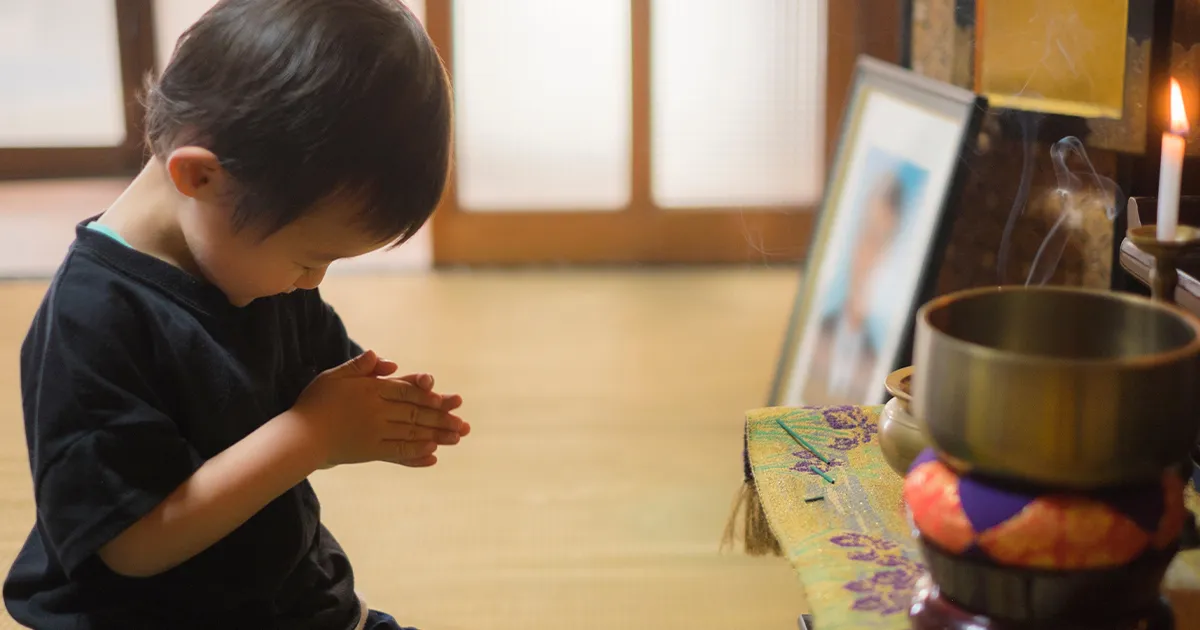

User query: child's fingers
[394,403,462,431]
[434,429,460,445]
[440,394,463,411]
[395,373,434,390]
[381,440,436,463]
[398,454,438,468]
[383,402,463,433]
[384,422,441,441]
[378,380,443,410]
[371,359,400,377]
[457,421,471,437]
[399,424,464,444]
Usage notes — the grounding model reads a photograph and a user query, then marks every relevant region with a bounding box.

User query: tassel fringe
[721,481,782,556]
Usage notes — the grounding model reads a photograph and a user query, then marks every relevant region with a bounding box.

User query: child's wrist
[274,409,333,471]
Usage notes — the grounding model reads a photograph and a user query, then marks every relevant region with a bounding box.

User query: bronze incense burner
[879,366,929,476]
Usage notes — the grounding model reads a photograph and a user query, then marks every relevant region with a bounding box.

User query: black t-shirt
[4,220,364,629]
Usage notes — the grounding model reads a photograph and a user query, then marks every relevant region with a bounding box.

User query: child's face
[183,197,388,307]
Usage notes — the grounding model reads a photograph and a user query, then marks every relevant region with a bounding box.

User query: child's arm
[97,406,324,577]
[97,351,462,578]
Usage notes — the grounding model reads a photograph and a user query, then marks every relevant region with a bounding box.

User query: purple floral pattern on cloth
[830,533,924,616]
[821,406,878,451]
[790,449,844,475]
[784,406,874,476]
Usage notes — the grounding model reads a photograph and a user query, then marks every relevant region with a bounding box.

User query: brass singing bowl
[912,285,1200,488]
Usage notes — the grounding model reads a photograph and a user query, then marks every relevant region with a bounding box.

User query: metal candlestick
[1127,225,1200,303]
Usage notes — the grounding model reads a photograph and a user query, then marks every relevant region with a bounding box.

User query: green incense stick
[809,466,836,484]
[776,418,832,464]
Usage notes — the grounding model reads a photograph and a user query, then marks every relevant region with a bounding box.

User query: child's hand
[389,372,470,438]
[291,350,464,468]
[358,361,471,451]
[363,357,471,441]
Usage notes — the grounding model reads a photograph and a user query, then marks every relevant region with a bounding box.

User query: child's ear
[164,146,230,203]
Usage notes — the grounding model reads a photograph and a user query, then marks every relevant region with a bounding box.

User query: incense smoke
[996,112,1041,285]
[1024,136,1120,286]
[995,111,1120,287]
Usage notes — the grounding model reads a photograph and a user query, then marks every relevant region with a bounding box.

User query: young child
[2,1,465,628]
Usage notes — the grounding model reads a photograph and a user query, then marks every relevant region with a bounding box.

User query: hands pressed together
[292,350,469,469]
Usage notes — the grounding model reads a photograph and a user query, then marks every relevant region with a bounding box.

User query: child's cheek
[204,258,273,302]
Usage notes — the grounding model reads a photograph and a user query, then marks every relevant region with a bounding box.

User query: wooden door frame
[425,0,902,266]
[0,0,157,180]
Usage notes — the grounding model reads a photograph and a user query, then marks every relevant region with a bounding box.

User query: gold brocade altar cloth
[743,405,1200,629]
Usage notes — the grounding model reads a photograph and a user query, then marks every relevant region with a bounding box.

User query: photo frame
[768,56,986,407]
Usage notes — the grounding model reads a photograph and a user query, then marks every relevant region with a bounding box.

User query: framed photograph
[769,56,986,407]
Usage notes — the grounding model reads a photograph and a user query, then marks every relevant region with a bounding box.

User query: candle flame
[1170,78,1189,136]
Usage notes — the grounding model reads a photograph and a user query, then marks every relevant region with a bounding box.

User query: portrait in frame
[769,57,986,407]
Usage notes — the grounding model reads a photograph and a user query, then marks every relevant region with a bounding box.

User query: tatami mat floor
[0,269,805,629]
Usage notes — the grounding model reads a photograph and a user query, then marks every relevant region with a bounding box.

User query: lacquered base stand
[909,582,1174,630]
[904,531,1181,630]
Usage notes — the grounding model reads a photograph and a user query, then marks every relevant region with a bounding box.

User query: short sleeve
[304,289,363,371]
[23,289,201,576]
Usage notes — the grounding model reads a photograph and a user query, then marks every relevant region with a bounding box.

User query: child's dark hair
[143,0,451,245]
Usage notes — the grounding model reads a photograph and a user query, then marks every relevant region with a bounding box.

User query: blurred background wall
[0,0,833,275]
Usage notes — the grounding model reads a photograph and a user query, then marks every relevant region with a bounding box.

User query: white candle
[1157,78,1189,241]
